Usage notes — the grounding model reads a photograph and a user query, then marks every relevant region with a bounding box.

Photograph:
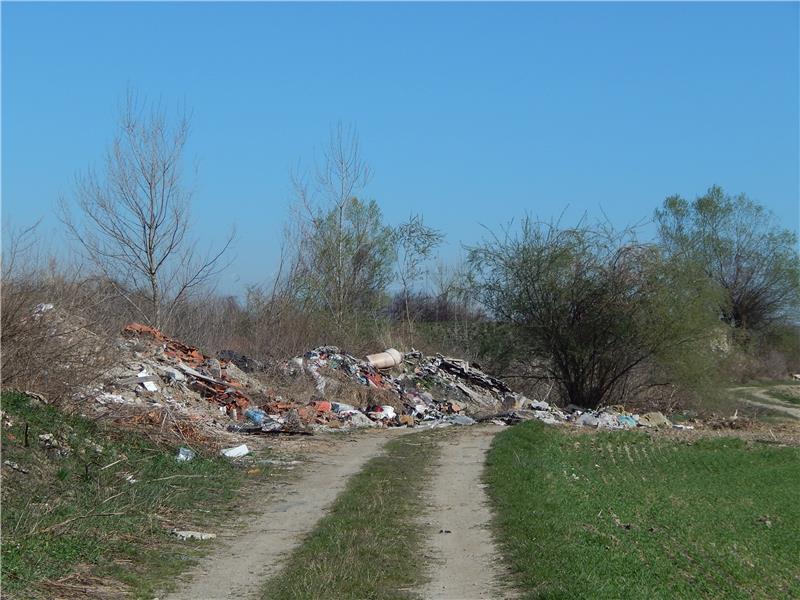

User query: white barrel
[365,348,403,369]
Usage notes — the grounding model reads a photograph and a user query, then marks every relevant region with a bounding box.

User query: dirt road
[165,431,398,600]
[166,426,511,600]
[419,426,512,600]
[730,386,800,419]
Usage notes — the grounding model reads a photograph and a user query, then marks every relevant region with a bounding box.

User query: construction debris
[171,530,217,541]
[220,444,250,458]
[62,316,693,440]
[3,460,30,474]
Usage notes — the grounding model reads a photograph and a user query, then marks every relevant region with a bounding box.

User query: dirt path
[166,430,400,600]
[730,386,800,419]
[420,425,512,600]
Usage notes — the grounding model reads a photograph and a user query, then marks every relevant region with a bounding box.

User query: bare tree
[393,214,443,329]
[60,92,232,330]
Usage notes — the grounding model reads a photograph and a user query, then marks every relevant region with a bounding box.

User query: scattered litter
[220,444,250,458]
[672,423,695,431]
[32,303,54,316]
[38,433,64,453]
[245,408,268,425]
[171,529,217,541]
[218,350,265,373]
[3,460,29,474]
[176,448,196,462]
[446,414,476,426]
[157,365,185,382]
[95,393,128,405]
[137,369,159,392]
[638,412,671,429]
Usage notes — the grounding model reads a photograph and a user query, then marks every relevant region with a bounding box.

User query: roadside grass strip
[263,431,441,600]
[1,392,246,599]
[766,389,800,406]
[486,421,800,600]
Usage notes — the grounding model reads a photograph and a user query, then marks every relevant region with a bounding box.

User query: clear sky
[3,2,798,293]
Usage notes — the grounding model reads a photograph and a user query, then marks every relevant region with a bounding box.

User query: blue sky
[3,2,798,293]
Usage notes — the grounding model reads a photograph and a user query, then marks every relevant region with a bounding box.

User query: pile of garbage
[76,317,691,437]
[282,346,521,429]
[284,346,694,432]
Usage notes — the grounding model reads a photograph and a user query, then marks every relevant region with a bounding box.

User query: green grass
[1,391,248,599]
[765,389,800,405]
[486,422,800,599]
[262,431,442,600]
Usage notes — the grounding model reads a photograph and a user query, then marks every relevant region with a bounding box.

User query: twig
[542,380,555,403]
[35,511,125,535]
[99,457,126,471]
[147,474,207,483]
[101,491,126,504]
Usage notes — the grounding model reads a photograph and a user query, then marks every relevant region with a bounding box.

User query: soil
[419,425,514,600]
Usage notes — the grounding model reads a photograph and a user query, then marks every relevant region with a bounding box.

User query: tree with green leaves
[469,218,721,409]
[656,186,800,331]
[291,125,394,331]
[296,196,395,323]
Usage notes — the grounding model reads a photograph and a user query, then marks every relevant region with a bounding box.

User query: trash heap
[283,346,522,429]
[80,320,690,437]
[285,346,693,432]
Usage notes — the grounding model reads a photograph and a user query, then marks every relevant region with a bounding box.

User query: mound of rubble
[284,346,691,432]
[76,321,691,441]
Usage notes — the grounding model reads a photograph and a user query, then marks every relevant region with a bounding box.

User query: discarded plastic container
[245,408,267,425]
[369,405,397,420]
[176,447,196,462]
[365,348,403,370]
[220,444,250,458]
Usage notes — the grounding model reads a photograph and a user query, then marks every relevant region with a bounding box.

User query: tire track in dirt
[166,430,402,600]
[729,386,800,419]
[419,425,514,600]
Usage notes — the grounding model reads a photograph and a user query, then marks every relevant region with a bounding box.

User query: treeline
[3,95,799,409]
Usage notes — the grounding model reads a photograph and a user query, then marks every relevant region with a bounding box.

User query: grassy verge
[1,391,248,599]
[262,431,442,600]
[765,388,800,406]
[486,422,800,599]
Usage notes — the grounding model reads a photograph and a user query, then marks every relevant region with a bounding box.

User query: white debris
[171,529,217,541]
[138,369,159,392]
[157,365,185,382]
[33,303,54,316]
[220,444,250,458]
[96,392,129,405]
[176,447,196,462]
